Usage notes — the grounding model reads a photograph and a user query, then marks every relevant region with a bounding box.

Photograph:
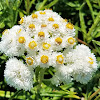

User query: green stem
[79,2,87,41]
[37,0,48,10]
[93,41,100,55]
[87,12,100,39]
[94,94,100,100]
[86,0,94,22]
[43,0,59,9]
[26,0,30,15]
[35,68,46,99]
[6,0,9,7]
[8,90,21,100]
[88,88,100,100]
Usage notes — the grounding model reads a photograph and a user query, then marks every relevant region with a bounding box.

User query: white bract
[4,58,34,91]
[0,10,98,90]
[65,44,98,84]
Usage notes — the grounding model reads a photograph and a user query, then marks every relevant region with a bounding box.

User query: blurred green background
[0,0,100,100]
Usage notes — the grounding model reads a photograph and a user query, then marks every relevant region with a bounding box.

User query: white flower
[51,52,65,67]
[51,75,60,87]
[1,9,97,87]
[50,36,65,51]
[4,58,34,91]
[65,23,75,34]
[51,65,73,86]
[25,38,38,55]
[25,54,37,68]
[63,36,76,48]
[73,72,93,84]
[0,25,27,57]
[34,30,50,44]
[65,44,98,84]
[36,50,53,68]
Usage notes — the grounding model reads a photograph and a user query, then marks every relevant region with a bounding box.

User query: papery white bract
[4,58,34,91]
[65,44,98,84]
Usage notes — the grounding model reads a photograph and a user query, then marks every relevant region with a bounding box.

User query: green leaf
[95,32,100,38]
[92,40,100,55]
[43,0,58,9]
[64,94,80,99]
[92,40,100,46]
[36,0,47,10]
[0,2,3,11]
[0,90,13,98]
[86,0,95,21]
[0,22,5,28]
[66,2,80,7]
[19,11,24,18]
[60,83,73,91]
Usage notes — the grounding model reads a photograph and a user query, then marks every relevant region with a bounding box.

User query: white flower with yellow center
[67,36,75,45]
[65,23,75,34]
[56,55,64,64]
[48,22,63,36]
[0,25,26,57]
[42,42,51,50]
[4,58,34,91]
[63,36,76,48]
[26,55,37,68]
[18,37,26,44]
[28,41,37,49]
[51,52,65,67]
[36,51,53,68]
[34,30,50,45]
[50,36,65,51]
[25,38,38,55]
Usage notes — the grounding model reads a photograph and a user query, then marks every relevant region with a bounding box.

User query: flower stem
[88,88,100,100]
[35,68,46,99]
[26,0,30,15]
[8,90,21,100]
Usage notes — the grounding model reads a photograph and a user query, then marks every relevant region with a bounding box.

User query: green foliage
[0,0,100,100]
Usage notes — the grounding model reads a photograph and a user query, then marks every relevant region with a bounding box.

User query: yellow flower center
[42,43,51,50]
[88,57,94,64]
[64,19,68,22]
[26,57,33,65]
[45,8,52,10]
[16,29,21,34]
[29,24,35,29]
[66,23,74,29]
[61,18,68,23]
[56,55,64,64]
[32,14,38,19]
[39,11,46,14]
[19,17,24,24]
[18,37,26,44]
[38,31,45,37]
[41,24,47,28]
[48,17,54,21]
[55,37,62,45]
[41,55,49,64]
[53,24,59,29]
[2,29,8,35]
[28,41,37,49]
[67,37,75,44]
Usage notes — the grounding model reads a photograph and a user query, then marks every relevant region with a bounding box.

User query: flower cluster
[0,10,98,90]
